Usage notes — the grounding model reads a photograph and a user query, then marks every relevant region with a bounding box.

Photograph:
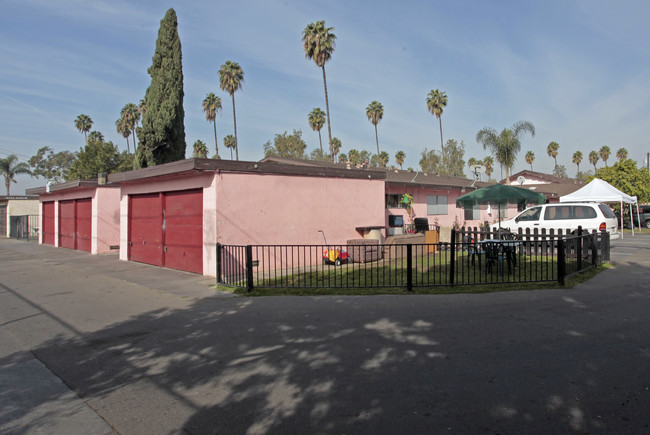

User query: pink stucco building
[27,180,121,254]
[28,158,530,277]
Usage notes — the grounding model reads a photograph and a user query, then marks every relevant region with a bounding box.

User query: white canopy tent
[559,178,640,237]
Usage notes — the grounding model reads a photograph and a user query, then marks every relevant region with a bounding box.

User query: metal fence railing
[217,227,609,291]
[10,215,39,242]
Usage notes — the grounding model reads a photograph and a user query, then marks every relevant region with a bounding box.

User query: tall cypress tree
[135,8,186,168]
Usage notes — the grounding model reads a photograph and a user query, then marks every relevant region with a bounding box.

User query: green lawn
[223,251,608,296]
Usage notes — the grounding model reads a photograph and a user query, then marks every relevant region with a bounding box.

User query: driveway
[1,237,649,434]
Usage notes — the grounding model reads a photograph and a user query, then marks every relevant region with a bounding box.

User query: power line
[0,147,31,160]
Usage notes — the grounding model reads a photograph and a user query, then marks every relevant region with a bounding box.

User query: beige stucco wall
[7,199,39,216]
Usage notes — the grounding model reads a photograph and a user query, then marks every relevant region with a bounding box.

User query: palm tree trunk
[438,117,444,150]
[213,120,219,157]
[126,136,130,154]
[318,130,323,153]
[131,128,137,153]
[373,124,379,156]
[321,66,333,161]
[232,94,239,161]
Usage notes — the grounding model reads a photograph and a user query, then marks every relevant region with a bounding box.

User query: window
[494,204,508,219]
[427,195,448,215]
[517,207,541,222]
[386,194,407,209]
[598,204,617,218]
[573,206,597,219]
[464,204,480,221]
[544,205,572,220]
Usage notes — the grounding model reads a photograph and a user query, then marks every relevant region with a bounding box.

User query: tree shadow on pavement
[17,266,650,434]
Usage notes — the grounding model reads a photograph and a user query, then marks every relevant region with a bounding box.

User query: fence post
[557,238,566,285]
[216,243,222,284]
[246,245,254,291]
[406,244,413,292]
[602,230,610,262]
[449,229,456,286]
[576,226,582,271]
[592,233,598,267]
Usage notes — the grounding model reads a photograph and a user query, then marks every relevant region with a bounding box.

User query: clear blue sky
[2,0,650,194]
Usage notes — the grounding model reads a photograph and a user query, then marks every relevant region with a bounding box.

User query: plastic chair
[483,242,504,277]
[464,235,485,269]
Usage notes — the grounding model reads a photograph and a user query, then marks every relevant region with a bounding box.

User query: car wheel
[645,220,650,229]
[335,258,341,266]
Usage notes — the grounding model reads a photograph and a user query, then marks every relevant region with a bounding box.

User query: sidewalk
[0,238,232,434]
[0,324,115,434]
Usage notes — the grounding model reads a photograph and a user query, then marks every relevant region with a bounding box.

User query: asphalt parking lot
[1,236,650,434]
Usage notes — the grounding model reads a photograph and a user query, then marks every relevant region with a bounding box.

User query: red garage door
[75,198,92,252]
[42,201,55,245]
[59,200,75,249]
[164,190,203,274]
[128,189,203,274]
[129,193,163,267]
[58,198,93,251]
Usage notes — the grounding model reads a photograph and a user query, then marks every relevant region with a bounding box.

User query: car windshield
[598,204,616,218]
[517,207,541,222]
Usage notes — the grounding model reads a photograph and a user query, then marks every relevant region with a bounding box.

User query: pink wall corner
[93,187,121,254]
[216,173,385,246]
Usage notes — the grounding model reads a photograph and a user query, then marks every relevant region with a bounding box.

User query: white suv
[493,202,620,239]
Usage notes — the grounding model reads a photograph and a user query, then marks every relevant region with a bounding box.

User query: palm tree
[193,140,208,158]
[302,20,336,152]
[395,151,406,169]
[116,118,131,153]
[202,93,222,157]
[308,108,326,153]
[223,134,236,160]
[330,137,341,160]
[476,120,535,183]
[0,155,31,195]
[426,89,448,152]
[572,151,583,176]
[616,147,628,161]
[365,101,384,156]
[547,141,559,171]
[74,114,93,146]
[88,131,104,144]
[218,60,244,160]
[120,103,140,152]
[599,145,611,167]
[483,156,494,179]
[525,151,535,171]
[378,151,389,168]
[138,99,146,118]
[589,150,599,171]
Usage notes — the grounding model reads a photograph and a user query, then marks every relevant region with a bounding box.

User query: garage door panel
[129,194,163,266]
[75,198,92,252]
[164,190,203,274]
[59,200,75,249]
[42,202,55,245]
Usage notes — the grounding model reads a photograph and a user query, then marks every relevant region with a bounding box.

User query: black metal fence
[9,215,39,242]
[217,227,609,291]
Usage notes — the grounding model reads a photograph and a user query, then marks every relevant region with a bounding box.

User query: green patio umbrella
[456,184,546,231]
